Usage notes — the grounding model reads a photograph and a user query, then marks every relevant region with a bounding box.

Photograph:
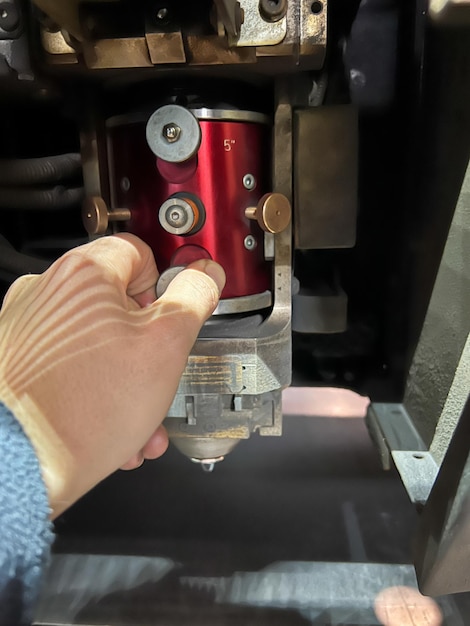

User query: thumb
[149,259,226,346]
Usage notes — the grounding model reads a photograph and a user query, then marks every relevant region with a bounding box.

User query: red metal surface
[109,115,271,299]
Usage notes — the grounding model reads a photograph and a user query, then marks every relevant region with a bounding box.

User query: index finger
[68,233,159,301]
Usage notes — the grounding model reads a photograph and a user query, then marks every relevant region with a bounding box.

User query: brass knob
[245,193,291,234]
[82,196,131,236]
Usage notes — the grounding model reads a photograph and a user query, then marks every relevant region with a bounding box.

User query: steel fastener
[243,173,256,190]
[158,197,199,235]
[162,123,181,143]
[0,2,20,32]
[244,235,257,250]
[259,0,288,22]
[166,205,189,229]
[147,105,201,163]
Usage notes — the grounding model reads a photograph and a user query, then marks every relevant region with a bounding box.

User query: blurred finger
[142,424,169,460]
[120,451,145,471]
[66,233,159,299]
[1,273,40,308]
[132,285,158,309]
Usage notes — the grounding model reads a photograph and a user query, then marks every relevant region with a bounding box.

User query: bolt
[259,0,287,22]
[156,7,168,20]
[120,177,130,192]
[244,235,257,251]
[0,2,20,32]
[165,205,188,228]
[243,173,256,190]
[311,1,323,14]
[162,123,181,143]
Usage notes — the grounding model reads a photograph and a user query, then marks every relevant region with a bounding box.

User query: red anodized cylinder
[107,109,271,300]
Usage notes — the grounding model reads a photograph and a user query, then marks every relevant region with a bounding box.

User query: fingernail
[203,260,226,294]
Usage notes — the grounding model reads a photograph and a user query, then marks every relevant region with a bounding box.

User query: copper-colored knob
[82,196,131,236]
[245,193,291,234]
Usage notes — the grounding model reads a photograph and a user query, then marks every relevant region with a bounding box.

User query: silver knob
[146,105,201,163]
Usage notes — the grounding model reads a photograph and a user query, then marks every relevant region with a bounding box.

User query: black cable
[0,238,51,277]
[21,237,88,256]
[0,154,82,186]
[0,186,84,210]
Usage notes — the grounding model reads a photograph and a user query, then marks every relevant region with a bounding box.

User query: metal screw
[259,0,287,22]
[159,197,198,235]
[120,177,130,192]
[244,235,257,250]
[311,1,323,14]
[165,205,188,228]
[162,123,181,143]
[157,7,168,20]
[0,2,20,32]
[243,173,256,190]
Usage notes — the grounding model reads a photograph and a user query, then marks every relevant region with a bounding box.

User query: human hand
[0,234,225,518]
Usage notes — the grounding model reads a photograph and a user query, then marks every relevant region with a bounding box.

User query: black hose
[0,153,82,186]
[0,243,50,278]
[0,186,84,210]
[0,234,14,249]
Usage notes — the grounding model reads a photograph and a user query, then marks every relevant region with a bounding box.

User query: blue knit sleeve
[0,402,54,626]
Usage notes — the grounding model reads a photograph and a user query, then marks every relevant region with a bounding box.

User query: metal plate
[292,290,347,334]
[415,397,470,596]
[366,403,439,506]
[190,108,270,125]
[234,0,287,47]
[213,290,272,315]
[293,105,357,249]
[145,32,186,64]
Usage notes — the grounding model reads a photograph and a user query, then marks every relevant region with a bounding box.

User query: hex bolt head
[166,205,189,229]
[158,197,200,235]
[162,123,181,143]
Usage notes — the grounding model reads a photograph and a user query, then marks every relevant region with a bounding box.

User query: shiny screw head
[243,173,256,190]
[244,235,257,250]
[120,177,130,192]
[162,123,181,143]
[165,205,188,228]
[156,7,168,20]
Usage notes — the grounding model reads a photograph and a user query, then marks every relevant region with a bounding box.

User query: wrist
[0,382,75,518]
